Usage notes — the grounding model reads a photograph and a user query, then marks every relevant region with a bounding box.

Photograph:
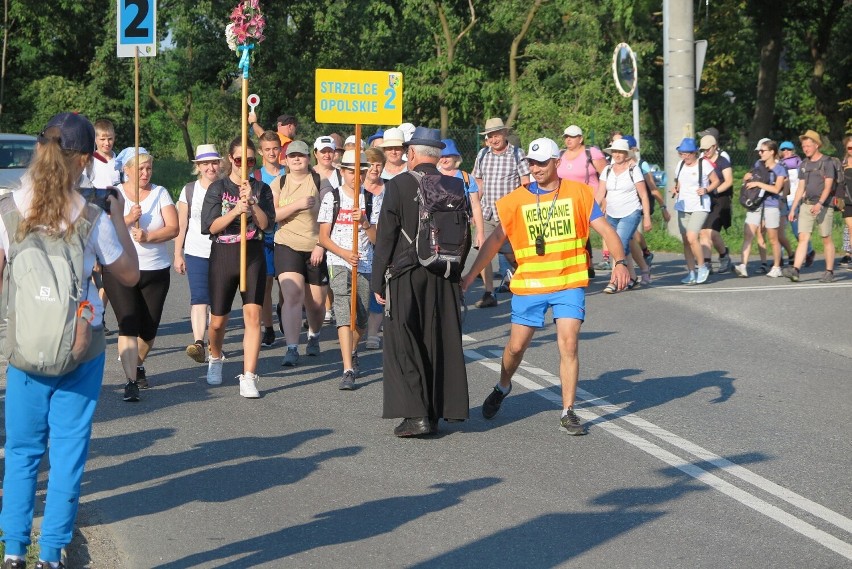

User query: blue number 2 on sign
[383,87,397,110]
[120,0,154,44]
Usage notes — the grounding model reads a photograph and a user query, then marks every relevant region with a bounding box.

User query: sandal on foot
[603,283,617,294]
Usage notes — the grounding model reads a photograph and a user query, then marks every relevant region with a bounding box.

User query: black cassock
[371,163,469,421]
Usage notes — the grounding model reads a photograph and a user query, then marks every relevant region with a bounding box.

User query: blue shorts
[511,288,585,328]
[369,291,382,314]
[264,236,275,278]
[185,254,210,305]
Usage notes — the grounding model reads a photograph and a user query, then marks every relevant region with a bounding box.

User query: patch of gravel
[67,505,126,569]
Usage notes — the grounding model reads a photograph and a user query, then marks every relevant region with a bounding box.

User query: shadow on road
[152,476,502,569]
[81,429,360,523]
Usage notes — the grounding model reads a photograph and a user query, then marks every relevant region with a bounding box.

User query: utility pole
[663,0,694,236]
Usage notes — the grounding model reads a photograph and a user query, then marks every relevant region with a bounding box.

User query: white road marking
[503,353,852,536]
[655,282,852,293]
[463,344,852,560]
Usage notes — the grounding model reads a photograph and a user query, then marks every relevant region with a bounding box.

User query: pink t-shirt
[557,146,605,185]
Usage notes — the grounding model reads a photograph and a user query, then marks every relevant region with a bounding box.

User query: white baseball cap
[398,122,416,142]
[753,137,772,151]
[344,135,365,149]
[313,136,336,151]
[563,125,583,137]
[527,138,560,162]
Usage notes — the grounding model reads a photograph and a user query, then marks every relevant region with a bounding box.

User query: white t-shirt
[317,187,372,274]
[117,183,174,270]
[178,180,212,259]
[381,165,408,180]
[0,183,124,326]
[674,159,713,213]
[600,165,642,218]
[90,154,120,188]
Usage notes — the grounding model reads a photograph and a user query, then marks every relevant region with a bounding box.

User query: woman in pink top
[557,125,607,186]
[557,124,607,274]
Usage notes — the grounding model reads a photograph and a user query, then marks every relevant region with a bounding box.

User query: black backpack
[401,170,471,279]
[739,161,773,211]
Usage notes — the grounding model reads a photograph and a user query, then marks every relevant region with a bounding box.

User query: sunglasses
[231,156,256,167]
[757,149,770,154]
[847,146,852,150]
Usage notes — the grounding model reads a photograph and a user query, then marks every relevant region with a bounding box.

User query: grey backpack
[0,193,101,376]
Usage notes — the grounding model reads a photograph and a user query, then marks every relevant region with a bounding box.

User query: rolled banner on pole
[350,124,362,331]
[240,77,248,292]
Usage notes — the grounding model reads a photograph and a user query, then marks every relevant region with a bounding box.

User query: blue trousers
[0,353,105,563]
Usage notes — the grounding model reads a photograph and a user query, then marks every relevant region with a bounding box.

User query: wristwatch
[613,259,628,267]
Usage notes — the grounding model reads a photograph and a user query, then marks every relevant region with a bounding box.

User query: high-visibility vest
[496,179,594,294]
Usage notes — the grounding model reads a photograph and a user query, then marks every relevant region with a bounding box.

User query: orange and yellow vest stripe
[496,179,594,294]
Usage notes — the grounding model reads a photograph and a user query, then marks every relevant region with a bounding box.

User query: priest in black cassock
[371,126,470,437]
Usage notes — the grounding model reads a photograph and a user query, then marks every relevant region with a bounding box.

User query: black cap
[277,114,297,126]
[39,112,96,155]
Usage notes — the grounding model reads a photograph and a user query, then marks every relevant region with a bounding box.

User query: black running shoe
[123,380,140,402]
[805,249,815,267]
[560,408,586,435]
[261,328,276,348]
[482,383,511,419]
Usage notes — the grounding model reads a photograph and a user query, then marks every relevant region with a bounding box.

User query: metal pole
[663,0,694,236]
[632,86,640,149]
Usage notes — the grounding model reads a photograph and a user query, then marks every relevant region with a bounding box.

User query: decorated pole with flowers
[226,0,265,292]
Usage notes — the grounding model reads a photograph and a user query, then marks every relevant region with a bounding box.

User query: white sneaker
[207,356,224,385]
[766,266,783,278]
[733,263,748,278]
[239,372,260,398]
[696,265,710,284]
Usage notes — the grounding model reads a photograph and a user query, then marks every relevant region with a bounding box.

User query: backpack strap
[253,169,263,182]
[675,160,686,190]
[183,182,195,219]
[400,170,425,245]
[311,171,322,193]
[329,187,341,233]
[584,147,592,184]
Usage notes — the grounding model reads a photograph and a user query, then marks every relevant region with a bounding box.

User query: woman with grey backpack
[0,113,138,569]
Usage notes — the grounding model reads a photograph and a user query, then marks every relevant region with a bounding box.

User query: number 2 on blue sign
[383,87,396,110]
[124,0,149,38]
[120,0,152,44]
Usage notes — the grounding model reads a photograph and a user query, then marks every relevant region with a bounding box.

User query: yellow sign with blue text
[315,69,403,125]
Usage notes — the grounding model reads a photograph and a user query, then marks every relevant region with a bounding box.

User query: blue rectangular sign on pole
[117,0,157,58]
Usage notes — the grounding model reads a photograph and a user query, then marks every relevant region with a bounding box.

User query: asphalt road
[2,251,851,568]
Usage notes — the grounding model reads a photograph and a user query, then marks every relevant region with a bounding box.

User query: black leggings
[102,266,171,341]
[208,240,267,316]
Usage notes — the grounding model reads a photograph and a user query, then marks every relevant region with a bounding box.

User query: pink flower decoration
[227,0,266,48]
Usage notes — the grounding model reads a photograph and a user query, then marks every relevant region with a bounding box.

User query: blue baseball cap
[779,141,795,150]
[441,139,461,157]
[367,129,384,144]
[676,137,699,153]
[623,135,638,149]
